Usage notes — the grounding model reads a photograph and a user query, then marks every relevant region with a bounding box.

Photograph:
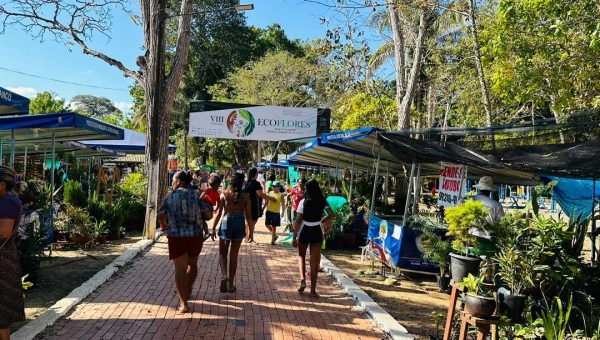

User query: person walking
[211,173,252,293]
[292,179,334,297]
[0,166,26,340]
[243,167,276,243]
[288,177,307,223]
[158,171,211,314]
[265,181,285,245]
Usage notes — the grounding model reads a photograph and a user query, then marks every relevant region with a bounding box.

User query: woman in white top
[292,179,335,297]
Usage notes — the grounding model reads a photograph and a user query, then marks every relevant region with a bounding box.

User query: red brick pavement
[35,224,387,340]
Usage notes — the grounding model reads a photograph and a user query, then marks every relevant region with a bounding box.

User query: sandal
[228,285,237,293]
[297,280,306,293]
[220,278,228,293]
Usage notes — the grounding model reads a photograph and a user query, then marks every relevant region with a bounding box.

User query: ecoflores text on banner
[437,163,467,207]
[189,106,318,141]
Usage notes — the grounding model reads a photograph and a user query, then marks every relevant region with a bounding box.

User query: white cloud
[6,86,37,98]
[114,101,134,113]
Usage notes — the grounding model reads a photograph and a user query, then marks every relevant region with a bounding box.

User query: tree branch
[0,0,143,83]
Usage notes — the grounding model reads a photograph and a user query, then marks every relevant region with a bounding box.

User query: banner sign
[437,163,466,207]
[189,106,318,141]
[367,215,440,273]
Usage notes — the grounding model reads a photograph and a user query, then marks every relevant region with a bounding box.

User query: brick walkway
[36,224,387,340]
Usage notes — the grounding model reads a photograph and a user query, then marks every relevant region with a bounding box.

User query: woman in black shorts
[292,179,334,297]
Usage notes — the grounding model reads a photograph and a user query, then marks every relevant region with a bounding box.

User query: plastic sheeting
[543,175,599,218]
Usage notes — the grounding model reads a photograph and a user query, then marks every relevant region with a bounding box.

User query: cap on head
[273,181,282,187]
[474,176,497,192]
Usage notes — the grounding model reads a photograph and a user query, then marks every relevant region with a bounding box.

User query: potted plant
[445,200,489,283]
[410,216,452,290]
[93,219,109,244]
[457,273,496,318]
[16,222,46,285]
[67,206,94,245]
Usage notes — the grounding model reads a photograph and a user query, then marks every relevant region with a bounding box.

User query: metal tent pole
[348,154,355,203]
[334,156,340,195]
[412,164,422,214]
[50,133,56,256]
[23,144,28,180]
[403,159,416,224]
[384,162,390,207]
[370,147,382,213]
[9,129,15,168]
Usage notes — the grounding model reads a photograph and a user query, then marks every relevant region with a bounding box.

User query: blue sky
[0,0,380,113]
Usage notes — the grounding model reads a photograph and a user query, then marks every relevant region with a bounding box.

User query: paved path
[36,225,386,340]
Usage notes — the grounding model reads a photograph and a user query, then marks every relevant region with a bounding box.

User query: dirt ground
[11,233,143,333]
[324,248,450,340]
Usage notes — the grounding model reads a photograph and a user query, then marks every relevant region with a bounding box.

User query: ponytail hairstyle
[230,173,245,204]
[174,170,193,187]
[302,179,327,222]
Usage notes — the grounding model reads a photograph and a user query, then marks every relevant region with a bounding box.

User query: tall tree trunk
[398,7,428,130]
[143,0,193,239]
[427,81,437,129]
[549,97,566,144]
[415,71,428,139]
[387,3,406,129]
[468,0,493,129]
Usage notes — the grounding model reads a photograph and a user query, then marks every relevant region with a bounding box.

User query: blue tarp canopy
[288,127,422,176]
[0,86,30,116]
[543,175,599,218]
[9,141,126,158]
[257,161,289,170]
[81,126,176,154]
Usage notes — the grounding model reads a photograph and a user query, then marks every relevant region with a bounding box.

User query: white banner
[437,163,466,207]
[189,106,318,141]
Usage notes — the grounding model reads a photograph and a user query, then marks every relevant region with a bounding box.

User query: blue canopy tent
[81,126,176,154]
[0,86,30,116]
[257,161,289,170]
[0,112,125,249]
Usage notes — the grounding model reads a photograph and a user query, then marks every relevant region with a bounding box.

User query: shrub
[64,181,87,208]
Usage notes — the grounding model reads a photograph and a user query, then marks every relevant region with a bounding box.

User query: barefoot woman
[212,173,252,293]
[158,171,211,313]
[292,179,334,297]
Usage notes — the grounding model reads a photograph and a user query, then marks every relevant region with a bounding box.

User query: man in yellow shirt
[265,181,285,245]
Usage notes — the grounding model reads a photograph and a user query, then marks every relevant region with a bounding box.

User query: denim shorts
[219,214,246,241]
[265,211,281,227]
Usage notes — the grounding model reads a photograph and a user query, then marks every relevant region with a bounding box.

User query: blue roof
[0,86,30,116]
[81,126,176,154]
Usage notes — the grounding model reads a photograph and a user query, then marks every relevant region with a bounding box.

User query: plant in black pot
[494,244,550,322]
[457,273,497,319]
[16,221,46,285]
[445,200,489,283]
[93,219,109,244]
[410,216,452,290]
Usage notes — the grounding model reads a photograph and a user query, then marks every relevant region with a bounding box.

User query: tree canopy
[29,92,66,114]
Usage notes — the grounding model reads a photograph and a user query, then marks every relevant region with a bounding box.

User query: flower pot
[96,235,108,244]
[464,294,496,319]
[436,274,450,290]
[450,253,482,283]
[71,235,92,245]
[498,292,526,322]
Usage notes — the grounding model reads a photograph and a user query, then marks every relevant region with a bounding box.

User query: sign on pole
[437,163,466,207]
[189,106,318,142]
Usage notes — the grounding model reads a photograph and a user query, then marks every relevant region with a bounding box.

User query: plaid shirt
[158,188,206,237]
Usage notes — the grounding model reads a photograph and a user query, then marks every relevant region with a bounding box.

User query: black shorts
[297,225,324,245]
[265,211,281,227]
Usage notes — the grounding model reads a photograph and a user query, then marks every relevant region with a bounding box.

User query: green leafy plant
[538,295,572,340]
[445,200,489,256]
[64,180,87,208]
[410,216,451,277]
[16,221,46,284]
[457,273,493,297]
[432,312,445,339]
[494,247,548,296]
[93,219,109,237]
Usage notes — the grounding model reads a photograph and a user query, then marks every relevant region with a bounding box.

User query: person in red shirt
[288,177,307,223]
[199,175,222,239]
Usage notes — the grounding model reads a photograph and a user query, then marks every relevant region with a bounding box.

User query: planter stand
[443,281,511,340]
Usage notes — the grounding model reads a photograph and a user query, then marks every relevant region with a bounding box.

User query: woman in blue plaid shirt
[158,171,213,314]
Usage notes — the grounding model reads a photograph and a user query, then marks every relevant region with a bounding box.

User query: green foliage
[93,219,108,237]
[29,91,66,114]
[334,92,396,130]
[457,273,493,297]
[409,216,451,276]
[445,200,489,255]
[70,94,120,117]
[16,222,46,278]
[64,181,87,208]
[118,172,148,200]
[56,206,93,236]
[538,295,573,340]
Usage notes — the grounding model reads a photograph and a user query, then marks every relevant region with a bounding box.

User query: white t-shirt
[296,198,330,226]
[257,174,266,191]
[461,195,505,239]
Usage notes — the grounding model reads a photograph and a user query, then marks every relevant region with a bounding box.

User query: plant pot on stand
[450,253,482,283]
[464,294,497,318]
[498,290,526,322]
[71,235,92,245]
